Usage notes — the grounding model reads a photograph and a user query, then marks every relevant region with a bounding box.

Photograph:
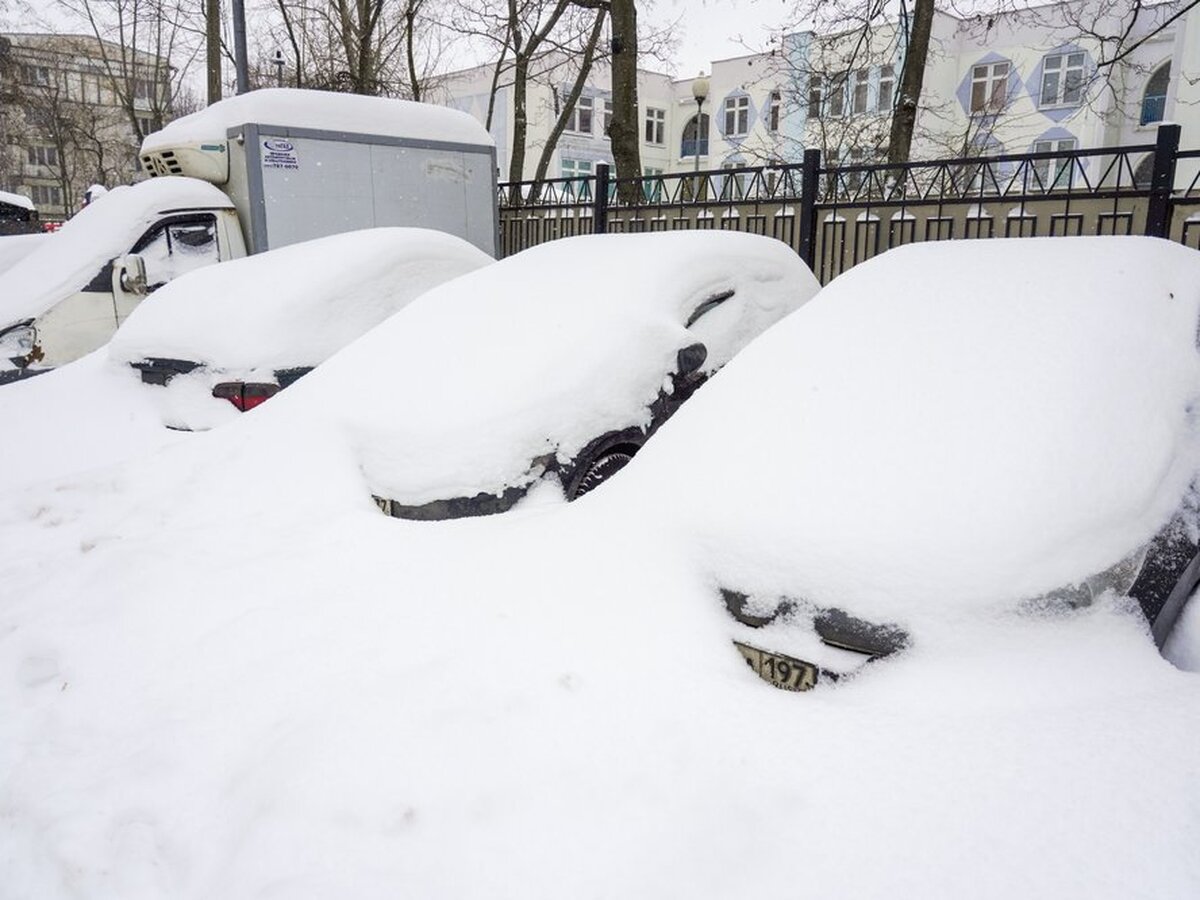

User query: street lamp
[272,49,286,88]
[691,72,710,174]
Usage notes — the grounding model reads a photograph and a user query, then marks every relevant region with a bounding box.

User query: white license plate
[734,641,819,692]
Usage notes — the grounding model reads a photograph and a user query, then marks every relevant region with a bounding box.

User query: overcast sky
[649,0,796,78]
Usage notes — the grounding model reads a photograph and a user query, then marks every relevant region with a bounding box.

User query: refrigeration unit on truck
[0,88,498,384]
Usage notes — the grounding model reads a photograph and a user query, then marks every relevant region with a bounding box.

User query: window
[642,166,663,201]
[602,98,613,135]
[565,95,594,134]
[828,72,848,118]
[560,158,594,196]
[723,95,750,136]
[846,147,866,192]
[21,65,50,86]
[1040,52,1084,107]
[1142,63,1170,125]
[808,74,823,118]
[27,146,58,167]
[767,91,781,131]
[644,107,665,144]
[721,161,745,200]
[131,216,220,291]
[133,77,157,102]
[878,65,895,112]
[970,61,1010,113]
[1032,138,1076,189]
[30,184,62,206]
[853,69,869,115]
[82,73,102,105]
[681,113,709,157]
[138,116,155,136]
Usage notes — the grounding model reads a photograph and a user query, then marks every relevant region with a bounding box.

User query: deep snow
[0,236,1198,899]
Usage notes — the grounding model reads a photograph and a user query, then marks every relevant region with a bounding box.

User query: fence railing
[498,123,1200,283]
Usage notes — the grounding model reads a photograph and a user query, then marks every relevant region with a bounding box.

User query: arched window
[1133,153,1155,189]
[1141,63,1170,125]
[681,113,710,158]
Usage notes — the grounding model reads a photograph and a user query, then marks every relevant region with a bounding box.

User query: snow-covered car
[274,230,820,517]
[615,236,1200,689]
[108,228,493,430]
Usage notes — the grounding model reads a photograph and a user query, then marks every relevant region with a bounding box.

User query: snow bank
[0,339,1198,898]
[0,233,50,276]
[143,89,494,153]
[109,228,492,372]
[272,230,818,503]
[0,351,187,492]
[0,178,232,324]
[0,189,35,211]
[619,237,1200,627]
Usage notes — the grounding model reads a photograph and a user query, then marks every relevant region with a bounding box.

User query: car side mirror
[676,342,707,376]
[113,254,147,296]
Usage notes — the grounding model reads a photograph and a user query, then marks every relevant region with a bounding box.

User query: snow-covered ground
[1,236,1198,899]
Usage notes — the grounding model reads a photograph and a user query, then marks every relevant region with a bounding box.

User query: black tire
[569,449,636,500]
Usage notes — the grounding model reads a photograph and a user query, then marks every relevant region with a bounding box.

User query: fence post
[798,148,821,270]
[1145,123,1180,239]
[593,163,611,235]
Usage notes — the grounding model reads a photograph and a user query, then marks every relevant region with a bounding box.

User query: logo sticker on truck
[262,139,299,170]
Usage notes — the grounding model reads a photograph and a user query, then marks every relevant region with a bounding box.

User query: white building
[436,1,1200,186]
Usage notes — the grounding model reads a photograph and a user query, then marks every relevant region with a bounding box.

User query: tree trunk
[508,53,530,186]
[206,0,222,104]
[530,7,607,192]
[608,0,641,204]
[886,0,934,165]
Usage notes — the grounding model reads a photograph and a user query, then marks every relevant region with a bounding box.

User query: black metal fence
[498,123,1200,282]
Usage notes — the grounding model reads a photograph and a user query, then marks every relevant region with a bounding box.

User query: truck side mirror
[113,254,148,296]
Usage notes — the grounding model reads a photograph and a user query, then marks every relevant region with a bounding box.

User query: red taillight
[212,382,280,412]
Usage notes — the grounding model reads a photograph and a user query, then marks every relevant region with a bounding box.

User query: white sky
[648,0,796,78]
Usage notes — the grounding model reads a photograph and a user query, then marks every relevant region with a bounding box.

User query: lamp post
[691,72,710,174]
[272,49,285,87]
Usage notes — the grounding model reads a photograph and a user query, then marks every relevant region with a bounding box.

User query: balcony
[1141,94,1166,126]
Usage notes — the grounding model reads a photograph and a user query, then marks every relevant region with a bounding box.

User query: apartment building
[0,32,171,221]
[438,1,1199,186]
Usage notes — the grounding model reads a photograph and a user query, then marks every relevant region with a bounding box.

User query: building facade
[0,32,172,221]
[438,1,1200,187]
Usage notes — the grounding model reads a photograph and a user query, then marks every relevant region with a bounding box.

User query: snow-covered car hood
[268,230,820,505]
[0,177,233,326]
[618,236,1200,634]
[108,228,494,430]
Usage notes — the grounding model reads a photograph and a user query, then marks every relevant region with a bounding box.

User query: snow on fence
[499,123,1200,283]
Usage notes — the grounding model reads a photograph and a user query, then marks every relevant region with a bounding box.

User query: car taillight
[212,381,280,412]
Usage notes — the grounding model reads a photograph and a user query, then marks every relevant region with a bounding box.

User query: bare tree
[608,0,640,200]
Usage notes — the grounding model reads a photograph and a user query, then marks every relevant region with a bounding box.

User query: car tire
[569,448,636,500]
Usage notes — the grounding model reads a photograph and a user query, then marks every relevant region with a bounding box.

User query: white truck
[0,89,497,384]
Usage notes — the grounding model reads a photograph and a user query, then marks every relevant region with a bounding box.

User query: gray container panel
[367,144,496,254]
[260,137,376,249]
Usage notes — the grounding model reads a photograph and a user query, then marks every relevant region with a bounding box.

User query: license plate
[733,641,819,692]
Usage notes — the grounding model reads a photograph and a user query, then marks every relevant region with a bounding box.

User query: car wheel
[569,448,636,500]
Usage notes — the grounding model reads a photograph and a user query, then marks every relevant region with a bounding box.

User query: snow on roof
[623,236,1200,628]
[270,230,819,504]
[109,227,493,372]
[0,177,233,325]
[0,189,35,211]
[143,89,494,153]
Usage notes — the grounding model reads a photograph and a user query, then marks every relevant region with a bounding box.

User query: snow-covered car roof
[272,230,819,506]
[0,177,233,325]
[620,236,1200,637]
[108,227,494,429]
[142,88,494,153]
[0,189,35,211]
